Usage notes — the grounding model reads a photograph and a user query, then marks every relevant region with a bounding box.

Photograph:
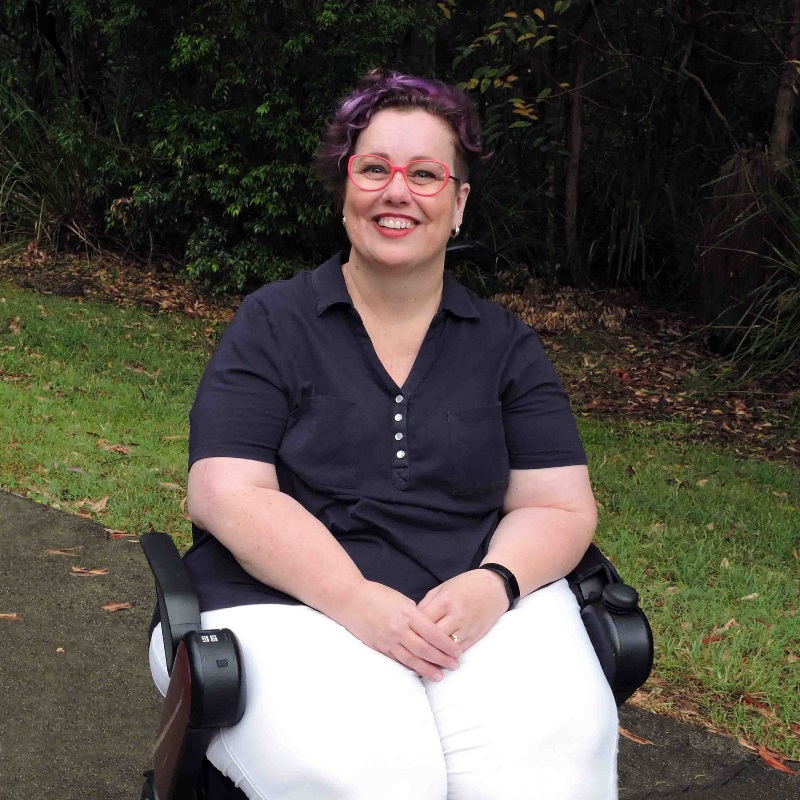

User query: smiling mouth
[375,217,417,230]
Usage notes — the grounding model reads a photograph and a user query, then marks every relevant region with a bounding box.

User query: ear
[452,182,470,227]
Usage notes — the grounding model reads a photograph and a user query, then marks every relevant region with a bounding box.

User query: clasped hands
[342,570,510,681]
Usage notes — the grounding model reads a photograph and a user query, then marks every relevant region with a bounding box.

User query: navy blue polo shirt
[183,252,586,612]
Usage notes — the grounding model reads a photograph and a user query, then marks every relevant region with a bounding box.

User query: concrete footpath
[1,490,798,799]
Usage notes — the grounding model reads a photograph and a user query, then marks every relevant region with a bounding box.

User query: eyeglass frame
[346,154,463,197]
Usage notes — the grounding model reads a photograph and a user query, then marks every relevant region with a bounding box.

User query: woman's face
[343,108,470,274]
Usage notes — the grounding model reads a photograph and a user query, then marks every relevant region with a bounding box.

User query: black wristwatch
[479,563,520,610]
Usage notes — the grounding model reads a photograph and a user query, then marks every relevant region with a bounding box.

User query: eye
[359,160,390,175]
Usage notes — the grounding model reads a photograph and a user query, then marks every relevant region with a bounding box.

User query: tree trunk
[564,38,588,286]
[769,0,800,166]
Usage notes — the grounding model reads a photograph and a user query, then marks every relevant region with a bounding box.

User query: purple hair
[315,69,488,198]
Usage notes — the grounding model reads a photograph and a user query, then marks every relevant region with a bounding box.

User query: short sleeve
[189,295,289,469]
[501,324,586,469]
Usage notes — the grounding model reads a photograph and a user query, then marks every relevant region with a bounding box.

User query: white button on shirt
[396,450,406,458]
[395,395,404,403]
[394,413,402,422]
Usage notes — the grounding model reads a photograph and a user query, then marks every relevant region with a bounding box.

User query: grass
[0,280,214,538]
[1,279,798,759]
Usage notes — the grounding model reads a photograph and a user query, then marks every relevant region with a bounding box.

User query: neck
[342,255,444,323]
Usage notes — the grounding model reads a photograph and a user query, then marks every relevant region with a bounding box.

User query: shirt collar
[312,251,481,320]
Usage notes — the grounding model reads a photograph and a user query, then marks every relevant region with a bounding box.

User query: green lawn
[1,280,798,758]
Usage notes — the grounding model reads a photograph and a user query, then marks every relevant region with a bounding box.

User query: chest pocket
[279,395,363,489]
[447,404,510,496]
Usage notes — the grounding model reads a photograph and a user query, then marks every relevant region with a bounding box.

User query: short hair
[315,69,488,198]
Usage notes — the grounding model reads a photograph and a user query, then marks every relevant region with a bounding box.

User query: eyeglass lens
[349,156,449,195]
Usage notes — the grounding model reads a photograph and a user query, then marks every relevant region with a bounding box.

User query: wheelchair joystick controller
[601,583,640,613]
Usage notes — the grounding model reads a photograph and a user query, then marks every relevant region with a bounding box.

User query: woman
[150,70,618,799]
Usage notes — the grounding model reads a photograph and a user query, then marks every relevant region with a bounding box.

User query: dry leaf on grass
[102,601,133,612]
[618,726,654,745]
[74,495,109,514]
[43,546,84,556]
[70,566,109,577]
[96,439,130,454]
[0,612,21,621]
[758,746,799,774]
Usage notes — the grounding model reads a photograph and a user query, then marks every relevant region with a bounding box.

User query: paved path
[1,491,797,799]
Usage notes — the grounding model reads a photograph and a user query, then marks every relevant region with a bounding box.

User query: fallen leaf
[161,434,188,441]
[56,647,64,653]
[96,439,130,454]
[74,495,109,514]
[70,566,109,577]
[43,546,84,556]
[159,482,184,490]
[619,726,654,745]
[702,633,723,645]
[758,746,799,775]
[739,592,760,601]
[102,601,133,612]
[697,479,709,486]
[737,737,758,753]
[65,467,86,474]
[743,694,771,712]
[720,558,730,570]
[0,612,21,621]
[706,522,715,531]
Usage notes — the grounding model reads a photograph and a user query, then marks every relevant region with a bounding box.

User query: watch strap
[479,563,520,610]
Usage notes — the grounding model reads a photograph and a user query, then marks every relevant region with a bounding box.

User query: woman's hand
[337,580,463,681]
[417,570,509,652]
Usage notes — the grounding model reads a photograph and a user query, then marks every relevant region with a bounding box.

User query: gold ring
[450,633,461,645]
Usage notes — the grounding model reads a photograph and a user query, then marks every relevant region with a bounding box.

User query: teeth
[377,218,415,229]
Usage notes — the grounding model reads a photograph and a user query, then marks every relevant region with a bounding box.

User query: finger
[405,631,460,671]
[410,616,462,660]
[393,644,443,682]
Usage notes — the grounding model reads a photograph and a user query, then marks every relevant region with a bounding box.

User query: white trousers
[149,579,618,800]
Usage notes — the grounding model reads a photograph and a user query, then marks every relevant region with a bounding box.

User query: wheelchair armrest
[566,544,654,706]
[141,531,201,674]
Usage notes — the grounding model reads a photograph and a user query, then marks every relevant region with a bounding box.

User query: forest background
[1,0,800,373]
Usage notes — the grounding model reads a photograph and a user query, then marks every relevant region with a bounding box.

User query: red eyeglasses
[347,154,462,197]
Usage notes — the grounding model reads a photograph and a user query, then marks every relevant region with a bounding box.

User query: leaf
[74,496,109,514]
[96,439,130,455]
[437,3,451,20]
[702,633,723,645]
[619,726,654,745]
[697,478,709,486]
[102,601,133,612]
[534,34,555,47]
[533,8,545,20]
[739,592,759,601]
[517,32,535,42]
[509,120,532,128]
[161,434,188,441]
[503,10,518,18]
[758,746,799,775]
[70,566,109,577]
[43,546,84,556]
[0,613,21,621]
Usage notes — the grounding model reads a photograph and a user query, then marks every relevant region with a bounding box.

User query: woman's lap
[149,579,618,800]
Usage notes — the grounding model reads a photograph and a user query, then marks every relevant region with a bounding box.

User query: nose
[382,168,413,202]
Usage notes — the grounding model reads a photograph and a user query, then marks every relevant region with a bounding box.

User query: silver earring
[342,216,347,226]
[451,225,460,238]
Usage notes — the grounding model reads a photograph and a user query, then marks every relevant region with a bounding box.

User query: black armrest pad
[141,532,201,673]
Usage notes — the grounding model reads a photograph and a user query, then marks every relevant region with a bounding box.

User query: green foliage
[2,0,439,289]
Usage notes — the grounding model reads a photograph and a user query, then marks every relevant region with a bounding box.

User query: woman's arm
[483,463,597,596]
[188,456,461,679]
[417,464,597,649]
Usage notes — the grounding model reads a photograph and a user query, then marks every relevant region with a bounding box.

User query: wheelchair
[140,531,653,800]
